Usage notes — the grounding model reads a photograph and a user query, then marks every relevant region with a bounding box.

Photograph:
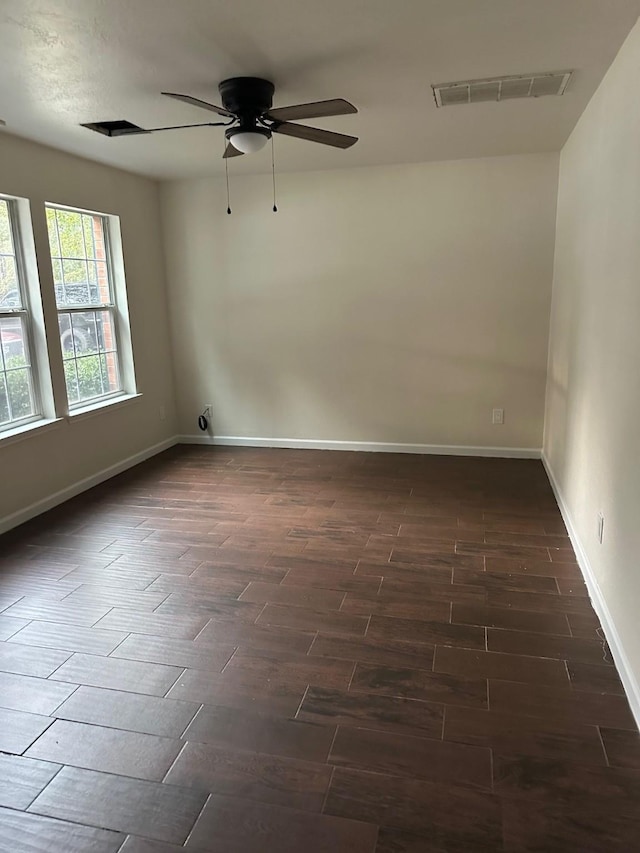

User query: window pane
[0,257,19,307]
[56,279,101,308]
[96,262,110,302]
[62,259,87,285]
[83,216,96,259]
[1,316,30,367]
[0,201,21,308]
[55,209,85,259]
[101,351,120,395]
[73,311,100,355]
[0,375,9,424]
[96,310,117,352]
[75,354,105,402]
[46,207,61,258]
[56,260,100,308]
[0,200,15,255]
[64,359,79,404]
[58,312,75,357]
[6,367,34,420]
[51,258,63,286]
[58,309,116,358]
[58,312,95,357]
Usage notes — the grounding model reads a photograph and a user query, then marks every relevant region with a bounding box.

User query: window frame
[0,194,48,434]
[44,203,137,414]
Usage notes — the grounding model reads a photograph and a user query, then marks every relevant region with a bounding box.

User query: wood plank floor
[0,445,638,852]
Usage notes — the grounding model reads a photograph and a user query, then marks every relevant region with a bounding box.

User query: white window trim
[45,203,138,414]
[107,212,137,396]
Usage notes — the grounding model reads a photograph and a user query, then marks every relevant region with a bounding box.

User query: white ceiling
[0,0,639,180]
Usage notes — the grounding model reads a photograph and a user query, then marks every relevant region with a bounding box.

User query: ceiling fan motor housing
[218,77,275,121]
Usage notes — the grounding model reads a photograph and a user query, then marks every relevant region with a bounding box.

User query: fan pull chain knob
[225,145,232,214]
[271,137,278,212]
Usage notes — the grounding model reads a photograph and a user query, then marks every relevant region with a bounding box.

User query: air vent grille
[433,71,572,107]
[81,120,149,137]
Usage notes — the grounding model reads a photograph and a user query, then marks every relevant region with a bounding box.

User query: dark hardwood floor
[0,445,638,852]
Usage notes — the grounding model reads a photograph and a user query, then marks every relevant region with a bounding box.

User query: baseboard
[0,436,178,536]
[542,453,640,730]
[178,434,541,458]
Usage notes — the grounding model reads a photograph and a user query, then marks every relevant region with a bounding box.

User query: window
[0,197,136,439]
[45,205,130,409]
[0,197,42,431]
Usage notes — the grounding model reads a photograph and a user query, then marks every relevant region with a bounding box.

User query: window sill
[0,417,65,448]
[67,392,143,423]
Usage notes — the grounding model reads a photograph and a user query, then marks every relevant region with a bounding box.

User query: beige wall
[161,153,558,449]
[544,19,640,707]
[0,132,177,523]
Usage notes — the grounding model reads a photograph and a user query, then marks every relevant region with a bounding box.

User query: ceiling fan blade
[223,142,244,159]
[162,92,235,118]
[271,122,357,149]
[266,98,357,122]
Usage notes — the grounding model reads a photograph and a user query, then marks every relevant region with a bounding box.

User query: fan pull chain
[271,135,278,212]
[225,147,232,215]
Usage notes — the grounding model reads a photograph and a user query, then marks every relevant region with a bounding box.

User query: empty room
[1,1,640,851]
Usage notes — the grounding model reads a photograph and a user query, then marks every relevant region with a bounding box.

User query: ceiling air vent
[432,71,572,107]
[81,120,149,137]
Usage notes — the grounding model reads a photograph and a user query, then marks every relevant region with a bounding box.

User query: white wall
[161,153,558,450]
[544,19,640,712]
[0,132,177,525]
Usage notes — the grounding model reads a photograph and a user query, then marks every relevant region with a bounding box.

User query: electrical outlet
[492,408,504,425]
[204,403,213,417]
[597,513,605,544]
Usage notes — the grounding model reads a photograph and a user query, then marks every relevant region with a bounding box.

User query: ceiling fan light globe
[229,131,270,154]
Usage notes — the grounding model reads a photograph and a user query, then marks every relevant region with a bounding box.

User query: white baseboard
[542,453,640,730]
[0,436,178,536]
[178,434,541,458]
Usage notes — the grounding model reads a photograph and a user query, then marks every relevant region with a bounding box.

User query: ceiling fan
[83,77,358,158]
